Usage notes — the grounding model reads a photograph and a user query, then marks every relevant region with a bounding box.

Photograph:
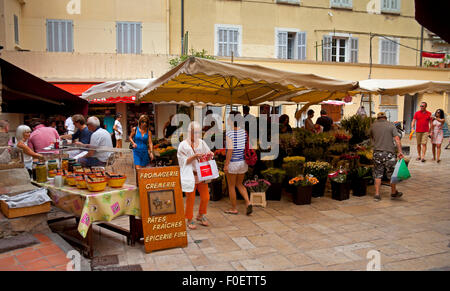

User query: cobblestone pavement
[54,138,450,271]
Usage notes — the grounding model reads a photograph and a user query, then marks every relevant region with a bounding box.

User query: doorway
[403,93,417,133]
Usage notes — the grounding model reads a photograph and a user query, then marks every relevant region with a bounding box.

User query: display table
[34,181,142,258]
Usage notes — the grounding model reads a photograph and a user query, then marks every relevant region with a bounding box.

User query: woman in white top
[177,121,214,230]
[224,111,252,216]
[113,113,123,148]
[15,125,44,177]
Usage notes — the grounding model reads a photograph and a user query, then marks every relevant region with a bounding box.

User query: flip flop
[187,220,197,230]
[416,157,421,161]
[196,215,209,227]
[224,209,238,215]
[421,159,426,163]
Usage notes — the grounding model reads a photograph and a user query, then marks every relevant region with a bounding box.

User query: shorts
[228,161,248,174]
[416,132,428,145]
[373,151,397,180]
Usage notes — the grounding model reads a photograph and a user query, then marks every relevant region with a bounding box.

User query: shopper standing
[316,110,334,132]
[224,111,252,216]
[28,120,60,153]
[411,102,432,162]
[129,115,154,169]
[15,125,44,177]
[370,112,404,202]
[431,109,445,163]
[305,110,316,133]
[177,121,214,230]
[113,113,123,149]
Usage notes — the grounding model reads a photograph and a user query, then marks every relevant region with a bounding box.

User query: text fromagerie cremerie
[140,170,179,190]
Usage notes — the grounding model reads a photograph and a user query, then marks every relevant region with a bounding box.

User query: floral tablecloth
[36,181,141,238]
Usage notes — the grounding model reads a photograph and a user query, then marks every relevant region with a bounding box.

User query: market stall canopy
[136,57,359,106]
[81,79,155,103]
[358,79,450,96]
[0,58,88,114]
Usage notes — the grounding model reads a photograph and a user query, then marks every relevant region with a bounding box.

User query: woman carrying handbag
[177,121,214,230]
[129,115,154,169]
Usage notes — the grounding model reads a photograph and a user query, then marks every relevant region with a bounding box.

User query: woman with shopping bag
[177,121,214,230]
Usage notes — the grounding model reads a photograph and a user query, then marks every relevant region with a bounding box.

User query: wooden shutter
[297,32,306,60]
[277,31,288,59]
[323,35,332,62]
[14,15,19,44]
[350,37,358,63]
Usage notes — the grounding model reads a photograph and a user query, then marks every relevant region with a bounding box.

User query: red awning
[52,83,100,96]
[421,52,446,59]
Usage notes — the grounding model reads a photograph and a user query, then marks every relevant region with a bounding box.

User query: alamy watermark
[66,250,81,271]
[66,0,81,15]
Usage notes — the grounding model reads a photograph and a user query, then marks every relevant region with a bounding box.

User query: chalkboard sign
[137,166,187,253]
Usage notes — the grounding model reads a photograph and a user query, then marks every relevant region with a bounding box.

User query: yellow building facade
[0,0,449,135]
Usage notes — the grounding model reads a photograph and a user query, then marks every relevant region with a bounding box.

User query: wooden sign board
[137,166,188,253]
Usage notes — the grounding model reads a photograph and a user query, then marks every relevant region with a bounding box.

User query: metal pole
[419,26,424,67]
[315,41,318,61]
[181,0,184,55]
[368,33,373,79]
[369,93,372,120]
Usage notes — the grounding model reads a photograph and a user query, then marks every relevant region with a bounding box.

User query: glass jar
[32,162,38,181]
[68,159,76,172]
[47,160,58,178]
[36,163,47,183]
[61,158,69,172]
[73,163,83,174]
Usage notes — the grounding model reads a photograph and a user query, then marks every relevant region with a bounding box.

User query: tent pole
[369,93,372,121]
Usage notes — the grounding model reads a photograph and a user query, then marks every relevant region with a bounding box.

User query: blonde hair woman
[177,121,214,230]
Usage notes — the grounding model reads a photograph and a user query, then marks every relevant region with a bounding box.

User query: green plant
[328,169,348,183]
[261,168,286,184]
[353,166,372,179]
[169,49,216,68]
[282,156,306,178]
[327,143,349,155]
[304,161,331,180]
[340,115,374,145]
[303,147,325,162]
[289,174,319,187]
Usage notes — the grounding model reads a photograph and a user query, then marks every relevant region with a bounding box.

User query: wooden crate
[0,200,51,219]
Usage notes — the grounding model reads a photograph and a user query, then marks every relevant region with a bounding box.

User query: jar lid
[49,160,57,163]
[69,159,76,162]
[62,158,69,161]
[73,163,81,166]
[37,162,45,165]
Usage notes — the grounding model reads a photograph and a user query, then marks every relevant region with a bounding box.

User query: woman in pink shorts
[431,109,445,163]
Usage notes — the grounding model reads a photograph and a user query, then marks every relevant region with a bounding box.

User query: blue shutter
[323,35,332,62]
[297,32,306,60]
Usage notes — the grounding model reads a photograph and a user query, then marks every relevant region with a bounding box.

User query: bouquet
[244,176,271,193]
[304,161,331,181]
[328,168,348,183]
[289,174,319,187]
[333,130,352,143]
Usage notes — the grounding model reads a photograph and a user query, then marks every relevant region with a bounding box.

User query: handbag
[244,133,257,166]
[195,159,219,182]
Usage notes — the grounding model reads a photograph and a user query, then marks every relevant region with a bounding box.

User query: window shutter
[277,31,287,59]
[68,21,73,52]
[297,32,306,60]
[47,20,53,51]
[14,15,19,44]
[117,22,122,53]
[137,23,142,54]
[323,35,332,62]
[350,37,358,63]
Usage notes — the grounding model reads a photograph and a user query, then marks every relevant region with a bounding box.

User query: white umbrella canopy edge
[358,79,450,96]
[81,78,156,101]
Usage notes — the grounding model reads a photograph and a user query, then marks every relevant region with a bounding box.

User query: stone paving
[52,138,450,271]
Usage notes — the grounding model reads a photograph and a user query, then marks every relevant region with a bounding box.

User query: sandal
[416,157,421,161]
[374,195,381,202]
[224,209,238,215]
[391,191,403,199]
[187,220,197,230]
[421,159,426,163]
[437,160,441,163]
[196,215,209,227]
[246,204,253,216]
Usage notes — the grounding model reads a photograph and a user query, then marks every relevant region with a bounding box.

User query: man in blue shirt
[61,114,92,145]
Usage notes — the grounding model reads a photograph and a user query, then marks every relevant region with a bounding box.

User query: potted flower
[289,174,319,205]
[244,175,271,205]
[210,170,225,201]
[282,156,306,178]
[304,161,331,197]
[350,166,372,196]
[261,168,286,200]
[328,168,351,201]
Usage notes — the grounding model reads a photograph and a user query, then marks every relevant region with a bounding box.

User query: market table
[34,180,143,258]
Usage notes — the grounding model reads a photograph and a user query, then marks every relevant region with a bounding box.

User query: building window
[46,19,73,52]
[323,35,358,63]
[116,22,142,54]
[276,30,306,60]
[14,15,19,45]
[379,37,399,65]
[380,95,398,106]
[381,0,401,14]
[215,25,241,57]
[330,0,352,9]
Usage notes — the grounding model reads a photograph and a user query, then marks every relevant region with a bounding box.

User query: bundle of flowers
[244,176,271,193]
[333,130,352,142]
[304,161,331,180]
[155,146,177,157]
[328,168,348,183]
[289,174,319,187]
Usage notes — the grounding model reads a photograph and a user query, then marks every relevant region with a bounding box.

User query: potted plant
[328,168,351,201]
[304,161,331,197]
[261,168,286,200]
[282,156,306,178]
[244,175,271,205]
[289,174,319,205]
[210,170,225,201]
[350,166,372,196]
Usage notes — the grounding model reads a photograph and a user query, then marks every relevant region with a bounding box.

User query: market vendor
[78,116,113,167]
[60,114,92,145]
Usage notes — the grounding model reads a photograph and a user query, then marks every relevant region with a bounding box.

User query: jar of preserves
[32,162,38,181]
[68,159,76,172]
[61,158,69,171]
[73,163,83,174]
[47,160,58,178]
[36,163,47,183]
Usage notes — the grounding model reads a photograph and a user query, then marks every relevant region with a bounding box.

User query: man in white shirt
[78,116,113,167]
[65,116,75,135]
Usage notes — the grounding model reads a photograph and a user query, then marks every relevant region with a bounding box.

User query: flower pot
[266,182,282,200]
[209,180,223,201]
[351,179,368,197]
[293,185,312,205]
[312,178,327,198]
[331,181,351,201]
